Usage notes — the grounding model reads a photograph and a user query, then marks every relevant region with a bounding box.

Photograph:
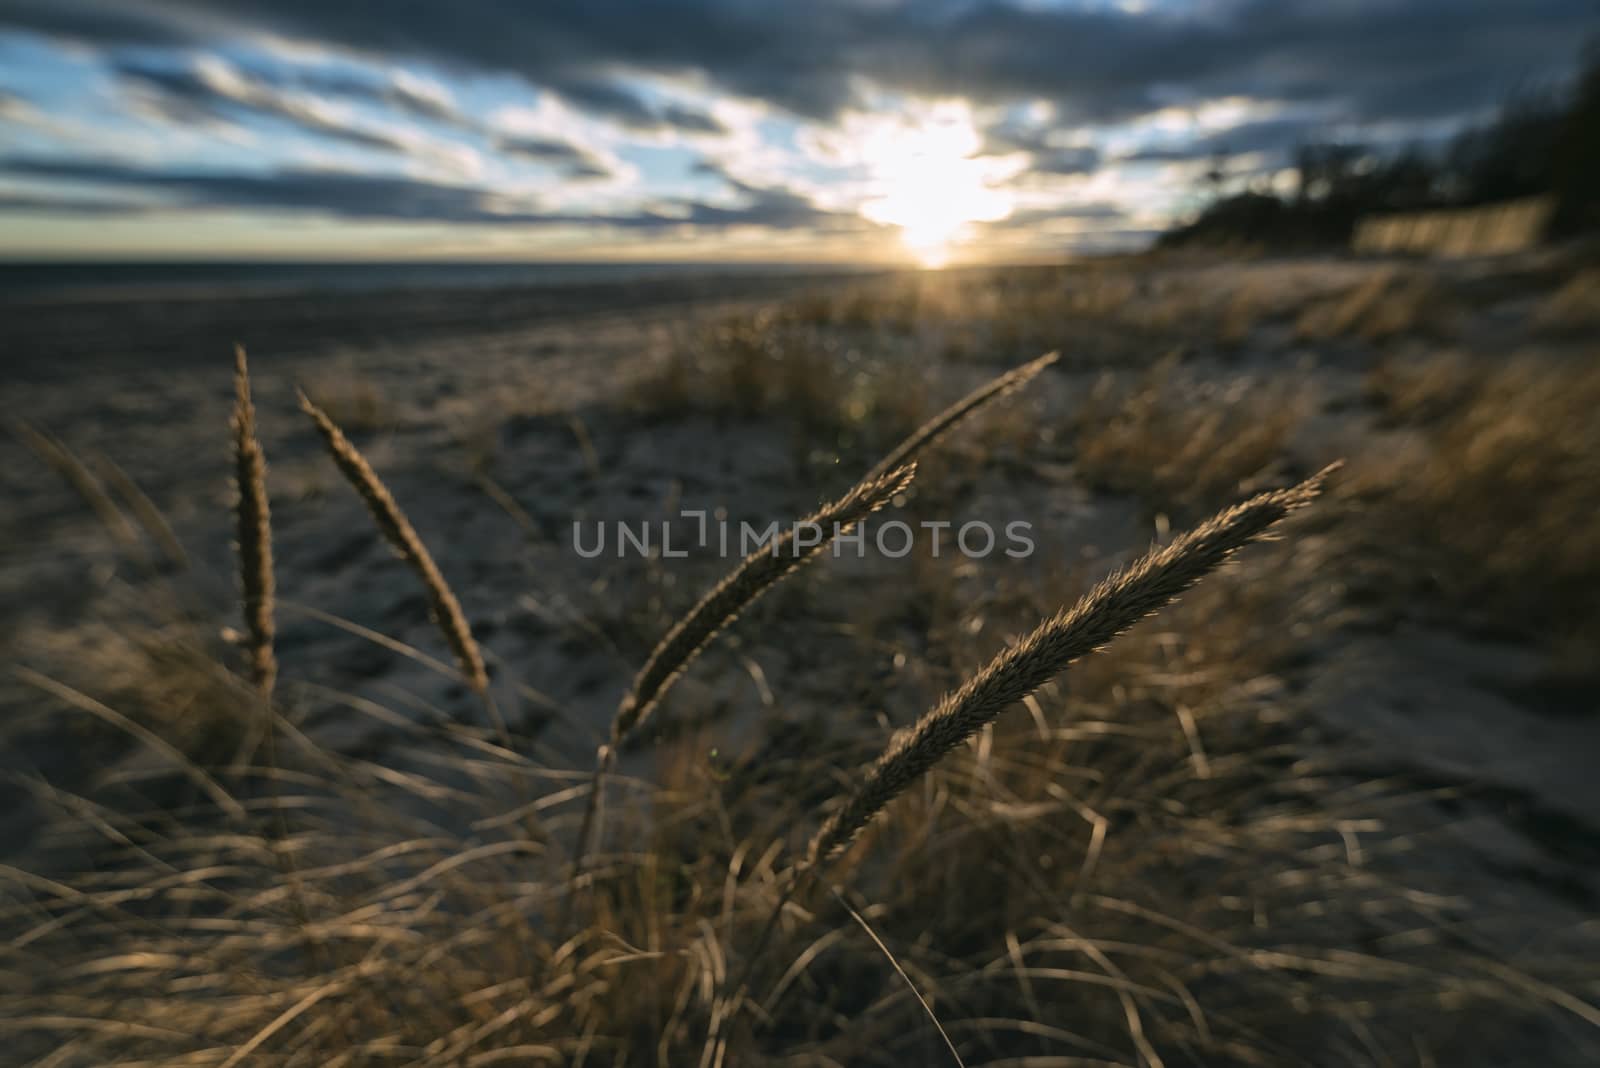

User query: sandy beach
[4,249,1598,1063]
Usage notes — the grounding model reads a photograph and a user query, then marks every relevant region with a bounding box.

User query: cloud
[1112,108,1455,169]
[5,0,1587,133]
[0,189,155,214]
[550,78,726,134]
[493,135,612,179]
[0,155,542,220]
[1,0,1589,254]
[0,86,35,123]
[1031,146,1102,176]
[245,65,476,130]
[0,154,851,231]
[112,54,414,153]
[674,180,844,230]
[980,200,1129,230]
[687,157,847,226]
[658,102,724,135]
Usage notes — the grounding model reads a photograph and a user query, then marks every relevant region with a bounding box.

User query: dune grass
[1345,348,1600,659]
[5,321,1598,1068]
[1073,355,1306,520]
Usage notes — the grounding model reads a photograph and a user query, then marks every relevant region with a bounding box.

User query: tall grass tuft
[566,462,918,921]
[232,346,277,703]
[808,463,1338,864]
[298,388,489,697]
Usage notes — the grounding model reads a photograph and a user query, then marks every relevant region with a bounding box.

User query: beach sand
[3,251,1597,1061]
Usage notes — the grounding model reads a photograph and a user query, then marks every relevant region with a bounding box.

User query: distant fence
[1353,196,1553,257]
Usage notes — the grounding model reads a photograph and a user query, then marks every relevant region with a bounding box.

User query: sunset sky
[0,1,1590,264]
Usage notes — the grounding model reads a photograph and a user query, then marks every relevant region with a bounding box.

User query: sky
[0,0,1591,265]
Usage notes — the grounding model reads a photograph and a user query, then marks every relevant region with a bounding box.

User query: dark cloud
[112,55,413,153]
[2,0,1589,225]
[114,56,636,178]
[551,79,725,133]
[1118,115,1330,166]
[493,135,612,179]
[672,181,836,229]
[243,65,475,129]
[0,156,541,220]
[4,0,1586,133]
[659,102,724,135]
[0,189,154,214]
[551,79,665,127]
[0,154,847,231]
[1116,109,1461,169]
[981,201,1130,231]
[673,159,863,229]
[981,124,1102,178]
[0,0,202,48]
[1030,145,1102,176]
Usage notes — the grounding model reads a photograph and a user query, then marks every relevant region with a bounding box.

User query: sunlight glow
[854,101,1023,266]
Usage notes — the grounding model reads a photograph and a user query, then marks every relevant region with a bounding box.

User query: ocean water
[0,259,873,302]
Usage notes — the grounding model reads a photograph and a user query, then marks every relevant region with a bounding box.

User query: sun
[855,101,1020,267]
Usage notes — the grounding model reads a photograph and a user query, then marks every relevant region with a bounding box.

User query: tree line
[1160,43,1599,250]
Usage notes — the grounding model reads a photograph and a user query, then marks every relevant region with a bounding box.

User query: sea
[0,259,878,303]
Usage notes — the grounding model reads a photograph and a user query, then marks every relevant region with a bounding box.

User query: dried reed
[863,349,1058,482]
[14,420,142,557]
[613,461,916,748]
[594,350,1064,921]
[808,463,1338,864]
[94,450,189,570]
[564,462,918,923]
[298,389,489,697]
[232,347,277,703]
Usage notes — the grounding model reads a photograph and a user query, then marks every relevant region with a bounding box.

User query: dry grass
[6,321,1598,1068]
[631,312,932,463]
[864,350,1057,483]
[808,468,1335,866]
[233,347,277,704]
[299,388,489,699]
[298,357,393,433]
[1345,349,1600,653]
[1534,268,1600,335]
[18,620,255,768]
[1361,348,1481,427]
[614,463,918,749]
[1074,355,1307,519]
[1294,266,1462,343]
[9,514,1594,1066]
[13,420,143,559]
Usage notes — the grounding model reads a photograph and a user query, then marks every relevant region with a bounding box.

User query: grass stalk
[808,463,1338,865]
[298,389,492,708]
[233,346,277,704]
[713,465,1337,1051]
[613,461,916,747]
[565,462,917,928]
[863,349,1058,482]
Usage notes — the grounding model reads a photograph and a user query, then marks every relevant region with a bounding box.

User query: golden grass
[1345,349,1600,649]
[1534,268,1600,335]
[1294,266,1461,343]
[233,347,277,704]
[1075,356,1306,519]
[13,420,143,559]
[7,322,1599,1068]
[299,388,489,699]
[808,466,1334,866]
[614,463,918,749]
